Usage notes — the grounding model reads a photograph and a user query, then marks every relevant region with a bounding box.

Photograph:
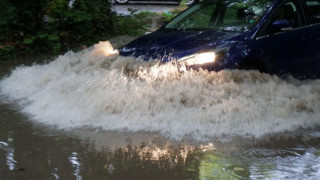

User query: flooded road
[1,40,320,179]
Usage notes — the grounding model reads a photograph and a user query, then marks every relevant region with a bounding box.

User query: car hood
[119,29,239,62]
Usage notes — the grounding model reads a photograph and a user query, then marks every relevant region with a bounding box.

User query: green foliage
[113,10,158,36]
[160,8,185,22]
[0,45,17,61]
[0,0,113,60]
[0,0,17,32]
[0,0,184,61]
[161,11,176,22]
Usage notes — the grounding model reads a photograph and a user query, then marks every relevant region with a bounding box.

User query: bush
[0,0,113,60]
[45,0,114,49]
[113,10,161,36]
[0,0,184,61]
[0,45,17,61]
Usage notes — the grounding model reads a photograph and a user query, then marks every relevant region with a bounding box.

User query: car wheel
[185,0,197,6]
[115,0,129,4]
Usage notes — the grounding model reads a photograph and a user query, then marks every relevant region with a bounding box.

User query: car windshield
[165,0,273,32]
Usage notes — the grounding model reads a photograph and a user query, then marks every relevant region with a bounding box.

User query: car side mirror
[272,19,293,31]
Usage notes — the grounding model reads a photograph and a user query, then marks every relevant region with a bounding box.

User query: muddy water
[1,40,320,179]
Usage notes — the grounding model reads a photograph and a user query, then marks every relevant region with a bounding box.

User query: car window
[165,0,272,32]
[259,0,302,36]
[305,0,320,24]
[172,5,216,29]
[214,5,263,32]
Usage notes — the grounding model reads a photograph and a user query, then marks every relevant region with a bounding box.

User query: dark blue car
[119,0,320,79]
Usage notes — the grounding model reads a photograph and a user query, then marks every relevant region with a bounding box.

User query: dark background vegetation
[0,0,168,61]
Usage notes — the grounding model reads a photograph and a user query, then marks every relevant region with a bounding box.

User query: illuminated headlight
[177,52,216,66]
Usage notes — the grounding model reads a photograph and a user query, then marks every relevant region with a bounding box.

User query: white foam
[1,41,320,140]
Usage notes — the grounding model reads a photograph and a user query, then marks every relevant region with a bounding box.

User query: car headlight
[177,52,216,66]
[177,47,231,67]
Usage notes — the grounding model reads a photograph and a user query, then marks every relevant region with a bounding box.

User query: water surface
[1,41,320,179]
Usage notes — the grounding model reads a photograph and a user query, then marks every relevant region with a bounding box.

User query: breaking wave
[1,41,320,140]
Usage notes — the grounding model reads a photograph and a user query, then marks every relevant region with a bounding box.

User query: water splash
[1,41,320,140]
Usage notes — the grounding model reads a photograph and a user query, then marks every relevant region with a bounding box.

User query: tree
[0,0,114,60]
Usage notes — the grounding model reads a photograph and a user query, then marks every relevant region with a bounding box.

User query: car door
[254,0,312,78]
[301,0,320,78]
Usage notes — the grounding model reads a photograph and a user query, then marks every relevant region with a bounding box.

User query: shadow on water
[1,40,320,179]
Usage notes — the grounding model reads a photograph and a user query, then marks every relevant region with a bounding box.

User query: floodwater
[1,40,320,179]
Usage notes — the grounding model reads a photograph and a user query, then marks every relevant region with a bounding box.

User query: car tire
[115,0,129,4]
[185,0,198,6]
